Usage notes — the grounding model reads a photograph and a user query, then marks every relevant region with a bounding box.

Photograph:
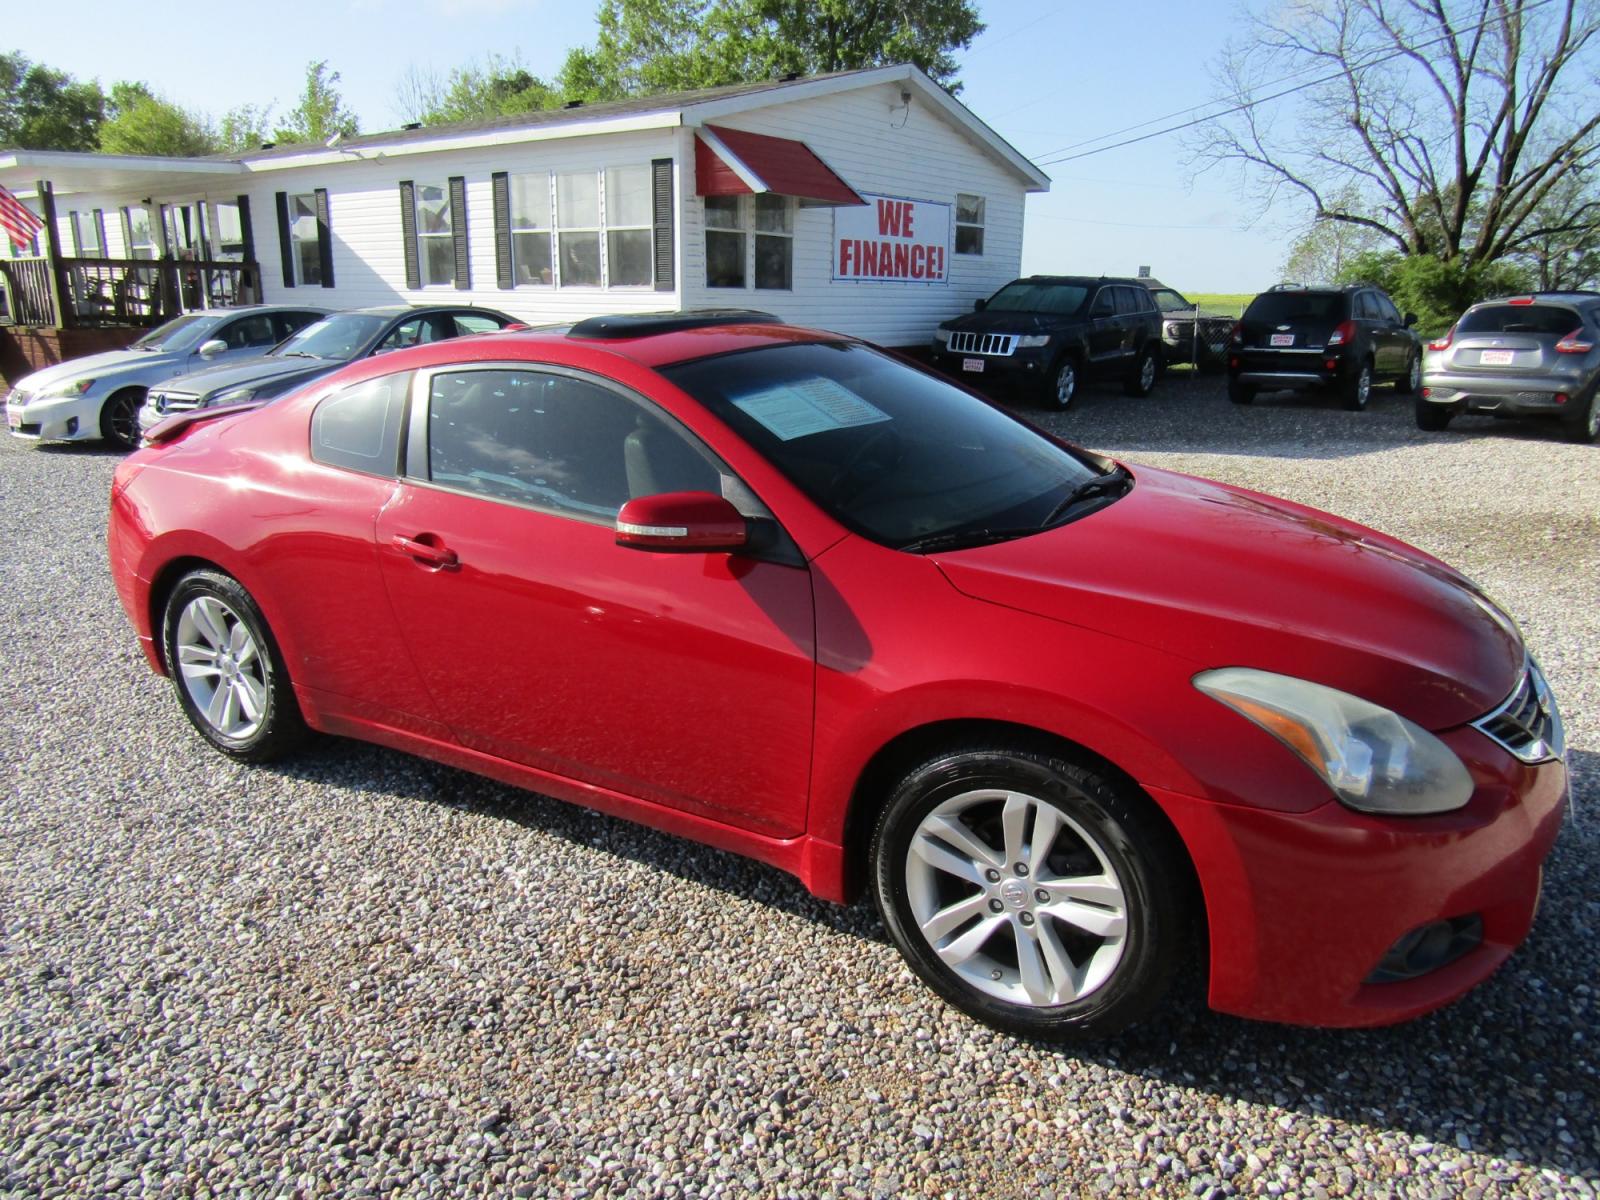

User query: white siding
[679,82,1030,345]
[222,129,682,323]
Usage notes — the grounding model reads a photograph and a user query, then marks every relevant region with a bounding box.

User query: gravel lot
[1,370,1596,1199]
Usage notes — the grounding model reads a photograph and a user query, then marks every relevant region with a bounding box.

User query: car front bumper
[1421,369,1591,417]
[1155,729,1568,1027]
[5,391,104,441]
[929,344,1054,387]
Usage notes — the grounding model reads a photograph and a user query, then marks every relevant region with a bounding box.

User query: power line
[1026,0,1553,167]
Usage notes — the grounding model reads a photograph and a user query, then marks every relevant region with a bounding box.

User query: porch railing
[0,256,262,330]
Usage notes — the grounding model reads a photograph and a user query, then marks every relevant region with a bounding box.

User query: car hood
[14,348,183,393]
[941,310,1073,336]
[157,355,338,398]
[933,466,1522,730]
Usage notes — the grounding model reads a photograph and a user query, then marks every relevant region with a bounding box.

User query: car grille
[149,391,200,415]
[1472,659,1564,764]
[948,332,1019,357]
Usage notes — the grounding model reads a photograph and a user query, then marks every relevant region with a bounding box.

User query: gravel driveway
[1,371,1595,1199]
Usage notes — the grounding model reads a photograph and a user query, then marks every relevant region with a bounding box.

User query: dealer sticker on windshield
[731,378,891,442]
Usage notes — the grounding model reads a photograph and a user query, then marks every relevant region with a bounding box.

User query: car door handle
[390,534,459,570]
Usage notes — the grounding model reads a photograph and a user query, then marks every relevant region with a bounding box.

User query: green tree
[1281,186,1383,282]
[275,60,359,144]
[397,54,560,125]
[1337,251,1532,335]
[98,82,218,156]
[218,104,276,154]
[0,51,105,151]
[556,0,983,102]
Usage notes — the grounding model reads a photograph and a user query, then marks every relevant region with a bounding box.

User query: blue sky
[12,0,1297,292]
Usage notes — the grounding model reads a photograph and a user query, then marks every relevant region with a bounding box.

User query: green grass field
[1183,292,1253,317]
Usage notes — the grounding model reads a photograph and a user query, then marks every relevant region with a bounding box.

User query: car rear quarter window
[452,313,508,335]
[311,374,408,477]
[1458,305,1582,336]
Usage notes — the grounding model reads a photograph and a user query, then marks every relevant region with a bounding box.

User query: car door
[1087,287,1122,364]
[1373,292,1410,375]
[372,363,817,838]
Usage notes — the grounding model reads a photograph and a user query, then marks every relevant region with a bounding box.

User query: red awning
[694,124,865,207]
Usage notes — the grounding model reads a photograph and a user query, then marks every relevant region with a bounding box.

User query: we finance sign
[833,194,952,285]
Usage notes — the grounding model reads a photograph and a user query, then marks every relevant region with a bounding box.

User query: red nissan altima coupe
[108,311,1568,1039]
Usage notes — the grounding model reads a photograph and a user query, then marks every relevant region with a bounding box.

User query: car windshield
[984,282,1090,315]
[274,314,388,360]
[1245,292,1344,323]
[662,342,1106,550]
[1150,290,1193,313]
[130,313,222,352]
[1458,304,1582,336]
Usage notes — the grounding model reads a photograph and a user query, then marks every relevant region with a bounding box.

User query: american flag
[0,185,46,252]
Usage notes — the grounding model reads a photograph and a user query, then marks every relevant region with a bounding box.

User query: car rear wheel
[162,569,309,762]
[99,388,145,449]
[1122,348,1158,397]
[1415,400,1454,432]
[870,743,1190,1040]
[1566,391,1600,443]
[1341,359,1374,411]
[1227,378,1255,405]
[1395,353,1421,395]
[1042,357,1079,410]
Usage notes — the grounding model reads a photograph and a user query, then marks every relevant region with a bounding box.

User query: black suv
[931,276,1163,409]
[1227,284,1422,410]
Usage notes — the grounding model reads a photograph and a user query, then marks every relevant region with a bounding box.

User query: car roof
[1469,291,1600,306]
[1012,275,1148,287]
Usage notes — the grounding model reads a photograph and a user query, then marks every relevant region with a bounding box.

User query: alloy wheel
[903,788,1128,1007]
[1055,362,1076,409]
[104,394,141,448]
[1408,356,1421,392]
[1139,355,1156,392]
[175,595,269,740]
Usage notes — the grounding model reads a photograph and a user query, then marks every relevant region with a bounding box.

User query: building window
[605,164,654,287]
[955,194,985,255]
[287,194,324,284]
[556,171,602,287]
[123,207,155,260]
[705,196,746,288]
[70,211,103,257]
[414,183,455,286]
[212,201,245,260]
[753,195,793,290]
[510,174,553,285]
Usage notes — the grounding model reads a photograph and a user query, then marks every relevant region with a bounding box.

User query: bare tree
[1195,0,1600,270]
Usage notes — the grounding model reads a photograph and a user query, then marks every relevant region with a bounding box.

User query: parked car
[930,276,1163,409]
[1418,292,1600,442]
[138,305,517,435]
[1140,279,1235,370]
[1227,283,1422,409]
[5,306,328,448]
[111,311,1566,1041]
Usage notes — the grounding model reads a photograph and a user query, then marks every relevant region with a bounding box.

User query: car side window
[1354,292,1377,320]
[1115,287,1143,316]
[310,374,408,477]
[1090,289,1115,317]
[453,313,507,336]
[379,316,453,352]
[275,311,322,341]
[219,314,279,349]
[1376,294,1402,324]
[424,368,725,522]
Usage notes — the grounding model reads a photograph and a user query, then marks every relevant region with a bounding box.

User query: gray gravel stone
[0,372,1595,1198]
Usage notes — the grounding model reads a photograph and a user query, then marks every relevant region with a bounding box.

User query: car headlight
[933,329,952,345]
[41,378,96,399]
[1194,668,1473,815]
[210,387,256,407]
[1015,334,1051,348]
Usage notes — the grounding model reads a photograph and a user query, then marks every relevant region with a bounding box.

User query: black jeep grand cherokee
[930,276,1163,409]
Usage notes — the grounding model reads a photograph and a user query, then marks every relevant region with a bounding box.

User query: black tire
[1394,352,1421,395]
[1565,390,1600,443]
[1040,355,1080,411]
[1227,378,1255,405]
[1122,347,1159,397]
[870,742,1192,1040]
[161,569,309,763]
[99,387,145,449]
[1341,358,1374,411]
[1415,401,1454,432]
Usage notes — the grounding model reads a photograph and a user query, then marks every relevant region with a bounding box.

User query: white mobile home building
[0,65,1048,350]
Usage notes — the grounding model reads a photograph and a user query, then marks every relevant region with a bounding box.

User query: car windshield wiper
[277,350,324,359]
[1037,465,1132,528]
[897,525,1046,555]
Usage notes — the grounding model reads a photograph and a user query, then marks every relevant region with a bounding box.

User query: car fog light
[1367,915,1482,983]
[67,417,78,435]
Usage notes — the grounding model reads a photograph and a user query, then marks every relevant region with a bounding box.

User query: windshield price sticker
[731,379,892,441]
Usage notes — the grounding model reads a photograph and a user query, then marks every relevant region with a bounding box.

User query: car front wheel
[1395,353,1421,395]
[871,743,1191,1040]
[1123,348,1158,397]
[162,569,309,762]
[100,388,145,449]
[1042,357,1079,410]
[1566,390,1600,443]
[1341,358,1374,411]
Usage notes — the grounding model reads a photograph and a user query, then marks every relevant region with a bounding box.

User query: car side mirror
[615,491,748,553]
[198,338,227,359]
[973,298,987,312]
[1403,312,1418,328]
